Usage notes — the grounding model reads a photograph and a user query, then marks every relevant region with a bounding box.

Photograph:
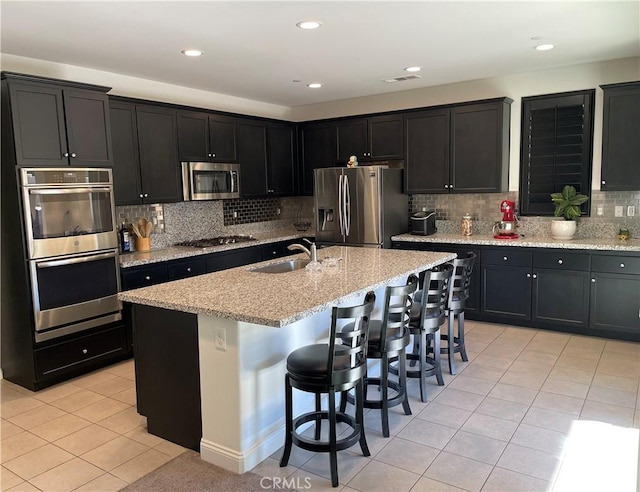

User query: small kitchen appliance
[410,210,437,236]
[492,200,519,239]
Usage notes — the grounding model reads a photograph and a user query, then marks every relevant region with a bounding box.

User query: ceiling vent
[383,74,422,83]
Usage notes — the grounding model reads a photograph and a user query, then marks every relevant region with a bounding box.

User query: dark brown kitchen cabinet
[532,269,590,328]
[177,111,237,163]
[110,99,181,205]
[299,121,335,195]
[600,81,640,191]
[237,120,268,197]
[267,122,297,195]
[405,98,511,194]
[3,73,113,167]
[336,114,403,163]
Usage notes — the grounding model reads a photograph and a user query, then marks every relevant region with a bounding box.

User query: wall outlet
[233,211,238,218]
[215,327,227,351]
[615,206,624,217]
[628,206,635,217]
[276,207,281,215]
[597,206,604,216]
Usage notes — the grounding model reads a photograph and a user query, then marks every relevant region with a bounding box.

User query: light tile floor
[2,321,640,491]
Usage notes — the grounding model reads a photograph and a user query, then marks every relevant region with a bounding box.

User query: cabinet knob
[527,273,531,278]
[71,153,76,158]
[63,152,69,157]
[82,349,88,354]
[187,267,192,272]
[592,278,596,283]
[144,193,148,198]
[208,153,212,157]
[449,184,454,189]
[139,194,144,198]
[145,276,151,280]
[272,251,277,255]
[533,274,537,279]
[211,153,216,158]
[558,259,563,265]
[602,180,606,185]
[503,256,508,261]
[444,184,449,189]
[620,263,625,268]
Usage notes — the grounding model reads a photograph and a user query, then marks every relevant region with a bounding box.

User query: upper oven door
[22,181,117,259]
[182,162,240,200]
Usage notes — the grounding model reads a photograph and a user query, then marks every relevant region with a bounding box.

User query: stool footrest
[344,378,407,410]
[291,411,362,453]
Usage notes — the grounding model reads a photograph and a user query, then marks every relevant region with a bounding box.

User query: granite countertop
[392,233,640,252]
[118,246,455,327]
[119,228,312,268]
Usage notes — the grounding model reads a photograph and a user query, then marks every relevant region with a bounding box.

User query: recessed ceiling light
[404,66,421,73]
[307,83,322,89]
[181,49,203,57]
[534,44,554,51]
[296,20,322,30]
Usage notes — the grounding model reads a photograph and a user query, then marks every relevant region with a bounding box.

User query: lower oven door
[30,249,122,342]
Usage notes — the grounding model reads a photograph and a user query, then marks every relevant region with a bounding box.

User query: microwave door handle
[36,251,118,268]
[29,187,112,195]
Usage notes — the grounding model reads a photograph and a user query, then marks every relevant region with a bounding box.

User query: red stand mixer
[493,200,519,239]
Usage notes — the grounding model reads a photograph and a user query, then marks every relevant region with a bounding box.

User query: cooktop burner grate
[175,235,257,248]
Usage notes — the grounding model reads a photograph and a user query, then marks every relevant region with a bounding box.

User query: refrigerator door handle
[344,174,351,236]
[338,174,344,236]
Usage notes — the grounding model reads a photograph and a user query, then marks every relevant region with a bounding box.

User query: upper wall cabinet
[405,98,511,194]
[600,81,640,191]
[336,114,404,163]
[2,73,113,167]
[267,122,297,196]
[299,121,335,196]
[177,111,237,163]
[110,100,181,205]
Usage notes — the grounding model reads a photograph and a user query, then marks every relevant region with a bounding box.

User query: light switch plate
[628,206,635,217]
[215,327,227,351]
[615,206,624,217]
[597,206,604,216]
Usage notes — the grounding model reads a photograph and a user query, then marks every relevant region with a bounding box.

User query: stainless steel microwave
[181,162,240,200]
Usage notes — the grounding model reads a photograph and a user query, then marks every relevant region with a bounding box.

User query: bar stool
[280,292,375,488]
[441,252,476,375]
[396,264,453,403]
[340,275,418,438]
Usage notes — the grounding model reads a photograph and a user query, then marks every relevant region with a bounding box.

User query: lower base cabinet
[481,265,532,321]
[590,273,640,334]
[533,268,590,328]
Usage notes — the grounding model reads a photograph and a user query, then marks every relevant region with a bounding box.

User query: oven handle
[36,251,118,269]
[29,187,112,195]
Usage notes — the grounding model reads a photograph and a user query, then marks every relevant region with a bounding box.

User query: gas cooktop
[175,235,257,248]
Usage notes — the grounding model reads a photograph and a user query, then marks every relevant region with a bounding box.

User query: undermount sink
[249,258,311,274]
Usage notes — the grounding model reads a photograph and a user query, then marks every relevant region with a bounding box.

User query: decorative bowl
[293,221,311,232]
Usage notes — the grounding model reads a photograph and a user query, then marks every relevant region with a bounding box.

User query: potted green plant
[550,185,589,240]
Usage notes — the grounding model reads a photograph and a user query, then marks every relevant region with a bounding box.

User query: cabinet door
[110,101,143,205]
[452,102,508,193]
[63,89,113,167]
[267,123,296,195]
[237,120,268,197]
[209,115,237,162]
[481,265,531,321]
[8,82,68,167]
[405,109,450,193]
[300,122,335,195]
[368,115,403,160]
[336,119,368,162]
[601,83,640,191]
[135,105,181,203]
[532,269,590,328]
[590,273,640,333]
[177,111,209,161]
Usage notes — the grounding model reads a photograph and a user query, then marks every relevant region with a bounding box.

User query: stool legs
[446,314,456,375]
[443,311,468,375]
[355,380,370,457]
[315,394,322,440]
[328,390,338,487]
[457,311,469,362]
[280,374,293,467]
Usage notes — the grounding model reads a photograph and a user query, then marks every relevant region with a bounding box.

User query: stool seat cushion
[286,344,352,378]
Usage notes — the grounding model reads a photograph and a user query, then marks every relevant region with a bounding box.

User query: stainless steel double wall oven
[20,168,121,342]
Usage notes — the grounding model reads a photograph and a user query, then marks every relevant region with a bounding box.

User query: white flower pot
[551,219,577,240]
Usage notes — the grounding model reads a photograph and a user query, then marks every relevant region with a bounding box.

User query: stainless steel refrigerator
[314,166,408,248]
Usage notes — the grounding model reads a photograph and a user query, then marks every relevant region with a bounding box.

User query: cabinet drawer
[121,264,169,290]
[261,242,286,260]
[35,326,127,378]
[533,251,590,271]
[591,255,640,275]
[482,249,532,267]
[168,258,206,280]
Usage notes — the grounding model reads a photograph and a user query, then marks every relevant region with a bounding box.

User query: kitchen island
[118,246,455,474]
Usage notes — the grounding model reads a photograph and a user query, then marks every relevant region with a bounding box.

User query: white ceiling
[1,1,639,108]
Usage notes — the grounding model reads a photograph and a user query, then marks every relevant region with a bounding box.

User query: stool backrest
[447,252,477,311]
[331,291,375,387]
[379,274,419,352]
[419,264,453,330]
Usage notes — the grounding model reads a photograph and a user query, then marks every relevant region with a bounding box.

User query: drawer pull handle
[145,276,151,280]
[82,349,88,354]
[503,256,508,261]
[558,259,563,265]
[187,267,191,272]
[620,263,625,268]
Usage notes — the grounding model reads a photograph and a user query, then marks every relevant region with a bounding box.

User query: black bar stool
[279,291,375,488]
[340,275,418,438]
[441,252,476,375]
[396,264,453,403]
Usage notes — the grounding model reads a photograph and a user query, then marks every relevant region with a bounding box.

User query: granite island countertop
[392,233,640,252]
[118,246,455,327]
[120,228,313,268]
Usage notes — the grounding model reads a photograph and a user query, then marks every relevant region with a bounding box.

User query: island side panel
[131,304,202,451]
